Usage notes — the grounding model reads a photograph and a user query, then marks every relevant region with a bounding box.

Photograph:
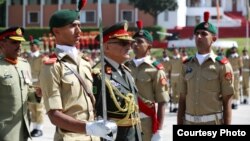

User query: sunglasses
[194,31,209,37]
[108,41,131,46]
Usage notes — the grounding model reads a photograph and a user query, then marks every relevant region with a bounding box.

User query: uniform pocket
[201,71,219,91]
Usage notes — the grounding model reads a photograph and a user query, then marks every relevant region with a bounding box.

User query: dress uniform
[27,39,46,137]
[169,48,183,112]
[177,11,234,125]
[93,21,141,141]
[125,21,168,141]
[227,47,243,109]
[0,27,41,141]
[241,48,250,104]
[39,4,117,141]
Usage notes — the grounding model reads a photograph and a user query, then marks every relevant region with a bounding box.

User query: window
[80,10,96,23]
[121,10,133,22]
[28,11,39,24]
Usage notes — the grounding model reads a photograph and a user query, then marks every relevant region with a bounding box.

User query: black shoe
[31,129,43,137]
[232,104,238,109]
[243,99,249,104]
[172,108,178,113]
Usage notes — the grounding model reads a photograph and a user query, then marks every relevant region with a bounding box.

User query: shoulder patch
[183,56,193,64]
[152,61,164,70]
[215,56,228,64]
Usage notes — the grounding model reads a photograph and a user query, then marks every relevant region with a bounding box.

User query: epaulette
[152,61,164,70]
[43,58,57,65]
[43,53,57,65]
[215,56,228,64]
[122,64,131,72]
[18,57,28,62]
[183,56,193,64]
[82,56,90,62]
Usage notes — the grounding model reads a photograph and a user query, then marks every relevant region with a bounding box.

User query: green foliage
[128,0,178,23]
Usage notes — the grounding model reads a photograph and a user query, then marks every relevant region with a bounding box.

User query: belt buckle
[194,116,201,122]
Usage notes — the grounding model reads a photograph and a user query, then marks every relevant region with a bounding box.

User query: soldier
[125,20,168,141]
[177,11,234,125]
[159,49,171,80]
[27,39,46,137]
[0,27,42,141]
[241,48,250,104]
[93,21,141,141]
[227,46,243,109]
[39,6,117,141]
[169,48,183,112]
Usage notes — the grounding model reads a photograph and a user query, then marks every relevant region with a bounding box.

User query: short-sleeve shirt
[179,52,234,115]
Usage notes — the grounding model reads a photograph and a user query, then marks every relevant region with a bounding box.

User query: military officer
[177,11,234,125]
[0,27,41,141]
[93,21,141,141]
[27,39,46,137]
[227,46,243,109]
[241,48,250,104]
[125,20,168,141]
[39,6,117,141]
[169,48,183,112]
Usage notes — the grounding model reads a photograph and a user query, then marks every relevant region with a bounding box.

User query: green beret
[133,30,153,42]
[49,9,79,29]
[194,22,217,34]
[30,39,40,46]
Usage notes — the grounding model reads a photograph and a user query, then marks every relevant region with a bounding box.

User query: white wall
[157,0,186,29]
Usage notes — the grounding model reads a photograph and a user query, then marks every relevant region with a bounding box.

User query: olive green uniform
[39,48,99,141]
[0,57,35,141]
[27,54,45,125]
[180,52,234,125]
[93,58,140,141]
[126,57,169,141]
[242,55,250,98]
[169,56,183,104]
[228,54,243,100]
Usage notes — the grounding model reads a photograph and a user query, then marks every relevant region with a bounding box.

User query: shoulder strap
[61,61,96,105]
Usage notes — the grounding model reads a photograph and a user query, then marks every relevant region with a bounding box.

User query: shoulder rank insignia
[182,56,193,64]
[43,53,57,65]
[215,56,228,64]
[152,61,164,70]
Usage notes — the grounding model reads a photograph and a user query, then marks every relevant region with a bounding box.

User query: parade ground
[30,99,250,141]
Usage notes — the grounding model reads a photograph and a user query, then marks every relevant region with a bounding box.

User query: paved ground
[30,100,250,141]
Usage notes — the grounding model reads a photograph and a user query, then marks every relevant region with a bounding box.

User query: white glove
[151,130,164,141]
[86,119,117,141]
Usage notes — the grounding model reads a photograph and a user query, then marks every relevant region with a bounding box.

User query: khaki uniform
[180,53,234,125]
[39,48,99,141]
[169,56,183,104]
[93,58,140,141]
[228,55,243,100]
[27,54,45,124]
[242,55,250,97]
[159,57,171,79]
[126,57,169,141]
[0,57,35,141]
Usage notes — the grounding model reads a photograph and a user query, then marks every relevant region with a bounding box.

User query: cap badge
[16,28,22,35]
[204,23,209,28]
[139,30,143,36]
[124,22,128,31]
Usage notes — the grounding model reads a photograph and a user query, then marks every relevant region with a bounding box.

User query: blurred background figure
[241,48,250,104]
[227,46,243,109]
[27,38,46,137]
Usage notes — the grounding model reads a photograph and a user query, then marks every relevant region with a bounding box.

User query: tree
[129,0,178,24]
